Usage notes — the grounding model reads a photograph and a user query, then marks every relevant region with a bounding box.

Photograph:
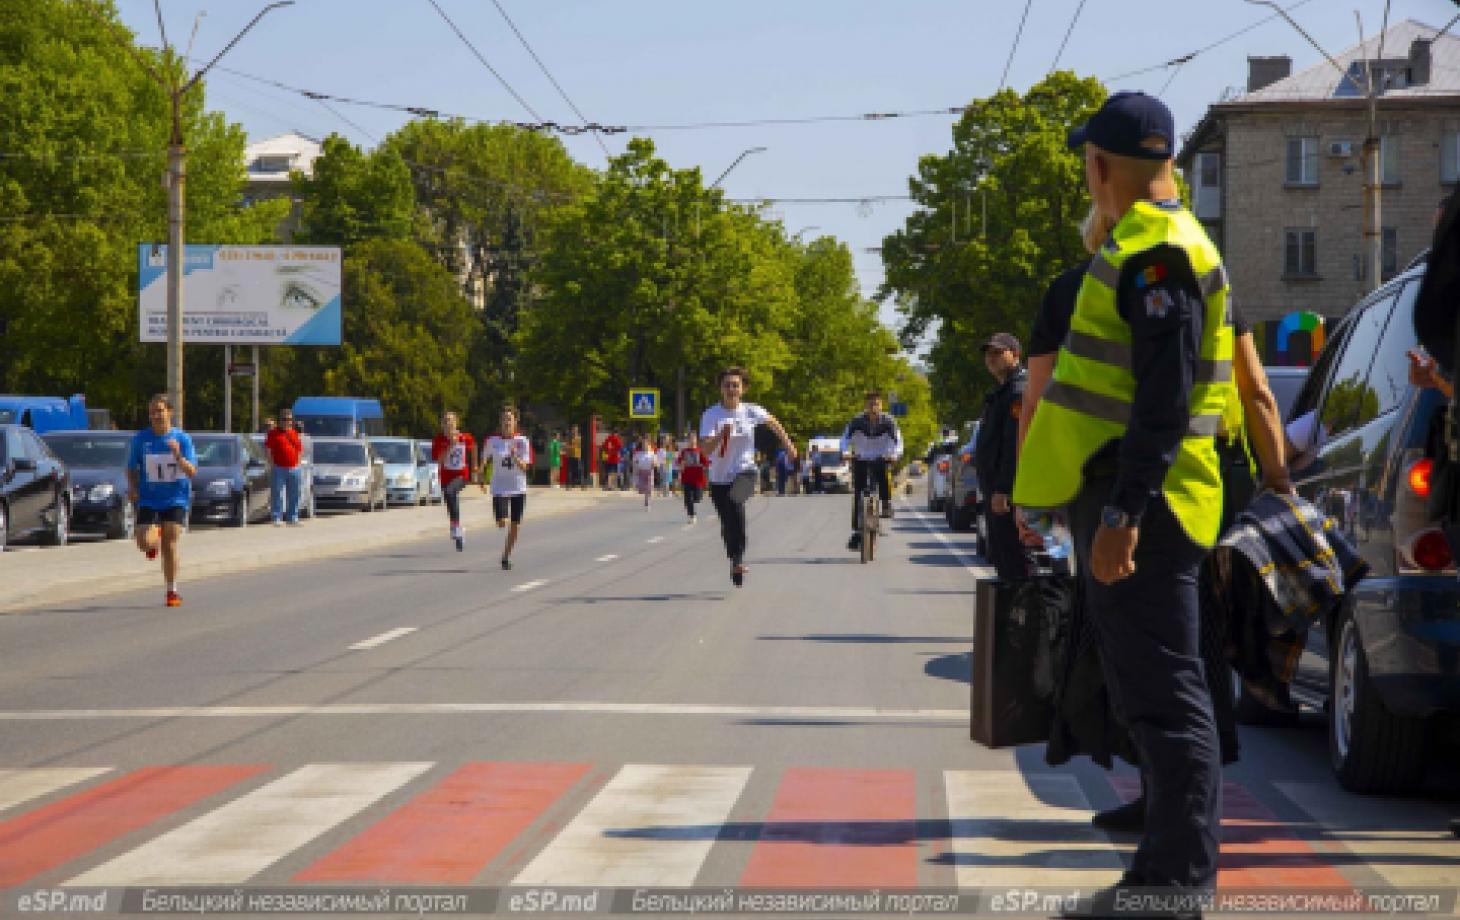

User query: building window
[1285,228,1317,277]
[1382,227,1398,280]
[1380,136,1400,185]
[1443,131,1460,184]
[1286,136,1319,185]
[1194,152,1222,220]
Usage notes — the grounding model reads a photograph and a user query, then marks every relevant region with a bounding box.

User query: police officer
[976,332,1033,580]
[1015,92,1227,908]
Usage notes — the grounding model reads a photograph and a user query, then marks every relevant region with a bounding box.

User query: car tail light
[1407,458,1433,497]
[937,459,949,472]
[1408,529,1453,571]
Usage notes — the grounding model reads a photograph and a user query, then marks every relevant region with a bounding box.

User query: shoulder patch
[1134,264,1168,289]
[1144,287,1175,319]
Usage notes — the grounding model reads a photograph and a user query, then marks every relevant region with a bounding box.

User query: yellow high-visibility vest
[1012,200,1236,547]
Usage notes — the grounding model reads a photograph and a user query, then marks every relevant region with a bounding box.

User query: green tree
[293,135,416,246]
[880,71,1106,425]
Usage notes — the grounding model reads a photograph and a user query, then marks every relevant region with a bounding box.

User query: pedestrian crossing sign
[629,388,660,419]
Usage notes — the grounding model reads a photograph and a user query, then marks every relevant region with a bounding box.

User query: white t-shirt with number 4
[700,402,770,484]
[483,434,533,496]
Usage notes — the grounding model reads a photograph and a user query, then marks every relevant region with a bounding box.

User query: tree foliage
[880,72,1106,425]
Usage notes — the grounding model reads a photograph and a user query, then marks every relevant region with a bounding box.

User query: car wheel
[43,493,69,546]
[232,494,249,528]
[107,502,136,541]
[1328,606,1428,793]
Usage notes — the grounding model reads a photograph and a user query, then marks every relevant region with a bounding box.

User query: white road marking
[515,764,751,886]
[67,762,432,885]
[1275,782,1458,887]
[908,508,989,575]
[0,702,966,722]
[646,536,664,544]
[595,554,619,562]
[510,579,546,593]
[944,770,1125,888]
[0,767,111,813]
[347,627,417,650]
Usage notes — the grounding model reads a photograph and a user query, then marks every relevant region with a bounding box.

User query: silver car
[924,440,956,512]
[370,437,425,506]
[311,437,386,512]
[415,439,443,504]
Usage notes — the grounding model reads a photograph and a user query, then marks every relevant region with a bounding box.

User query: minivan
[292,397,386,439]
[1278,258,1460,793]
[0,395,90,434]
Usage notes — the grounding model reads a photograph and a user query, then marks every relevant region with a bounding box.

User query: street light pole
[709,146,767,190]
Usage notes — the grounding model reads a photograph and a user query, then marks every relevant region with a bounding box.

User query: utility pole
[1247,0,1387,294]
[87,1,294,424]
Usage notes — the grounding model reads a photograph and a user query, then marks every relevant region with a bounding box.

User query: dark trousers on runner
[442,477,467,524]
[849,459,890,531]
[709,473,754,563]
[1069,475,1220,890]
[682,483,703,518]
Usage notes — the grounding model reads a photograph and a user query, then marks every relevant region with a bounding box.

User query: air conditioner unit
[1328,140,1355,158]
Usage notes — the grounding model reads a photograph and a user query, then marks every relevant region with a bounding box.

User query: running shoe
[455,535,464,552]
[501,557,512,571]
[165,590,182,608]
[146,547,159,562]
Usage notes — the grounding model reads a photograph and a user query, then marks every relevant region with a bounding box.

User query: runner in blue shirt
[126,393,197,608]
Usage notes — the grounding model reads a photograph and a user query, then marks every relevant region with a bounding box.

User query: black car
[189,433,272,527]
[42,430,136,539]
[0,424,70,551]
[1275,258,1460,793]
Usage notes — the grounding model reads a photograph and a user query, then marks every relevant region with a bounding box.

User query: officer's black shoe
[847,532,862,550]
[1091,796,1146,832]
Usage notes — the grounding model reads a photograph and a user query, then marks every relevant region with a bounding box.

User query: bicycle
[859,477,880,563]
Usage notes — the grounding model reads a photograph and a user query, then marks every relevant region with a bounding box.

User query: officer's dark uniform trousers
[1069,475,1221,889]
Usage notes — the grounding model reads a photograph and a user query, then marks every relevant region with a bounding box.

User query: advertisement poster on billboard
[138,245,342,345]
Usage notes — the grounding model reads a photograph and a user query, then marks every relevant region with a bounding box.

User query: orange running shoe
[165,591,182,607]
[146,547,159,561]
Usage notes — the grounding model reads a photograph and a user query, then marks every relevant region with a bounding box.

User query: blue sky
[119,0,1457,337]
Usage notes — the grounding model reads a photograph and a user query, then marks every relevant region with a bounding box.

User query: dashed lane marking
[510,580,547,593]
[348,627,417,650]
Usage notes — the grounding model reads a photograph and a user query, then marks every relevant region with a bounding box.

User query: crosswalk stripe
[295,762,591,883]
[514,764,751,886]
[741,768,920,887]
[1274,782,1459,888]
[0,765,267,888]
[944,770,1125,888]
[68,763,432,886]
[0,768,110,814]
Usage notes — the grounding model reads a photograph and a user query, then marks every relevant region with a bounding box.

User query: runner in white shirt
[480,407,532,571]
[699,365,798,587]
[633,435,657,509]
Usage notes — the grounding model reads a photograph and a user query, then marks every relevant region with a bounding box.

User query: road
[0,487,1455,909]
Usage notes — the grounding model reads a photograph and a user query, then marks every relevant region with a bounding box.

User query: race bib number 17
[145,452,181,483]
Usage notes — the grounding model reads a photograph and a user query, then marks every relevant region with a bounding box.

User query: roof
[1232,19,1460,104]
[243,132,322,181]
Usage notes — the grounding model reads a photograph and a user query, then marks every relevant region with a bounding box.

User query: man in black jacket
[976,332,1032,580]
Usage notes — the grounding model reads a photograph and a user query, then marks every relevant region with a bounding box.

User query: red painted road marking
[741,768,920,888]
[294,762,592,883]
[1109,777,1352,888]
[0,765,267,887]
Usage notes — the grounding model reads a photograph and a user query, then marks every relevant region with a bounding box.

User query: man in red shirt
[600,429,623,490]
[264,408,304,526]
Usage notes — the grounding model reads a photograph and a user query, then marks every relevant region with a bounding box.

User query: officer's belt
[1062,330,1233,384]
[1042,380,1222,438]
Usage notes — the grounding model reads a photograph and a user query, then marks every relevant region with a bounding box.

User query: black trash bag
[970,576,1072,749]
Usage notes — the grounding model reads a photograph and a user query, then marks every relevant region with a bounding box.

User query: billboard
[138,245,342,345]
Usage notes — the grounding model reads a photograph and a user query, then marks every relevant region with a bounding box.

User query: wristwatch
[1101,505,1139,529]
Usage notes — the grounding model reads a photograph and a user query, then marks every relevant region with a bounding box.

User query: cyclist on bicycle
[842,390,903,551]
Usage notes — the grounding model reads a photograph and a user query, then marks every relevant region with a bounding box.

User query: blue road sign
[629,388,661,419]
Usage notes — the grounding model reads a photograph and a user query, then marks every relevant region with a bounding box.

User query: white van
[807,436,851,493]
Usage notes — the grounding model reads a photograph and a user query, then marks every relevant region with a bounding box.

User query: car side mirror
[12,457,37,472]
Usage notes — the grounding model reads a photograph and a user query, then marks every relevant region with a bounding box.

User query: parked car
[0,424,70,550]
[42,430,135,539]
[1269,259,1460,793]
[0,394,89,434]
[292,397,386,439]
[370,437,427,506]
[1265,366,1308,421]
[944,422,981,535]
[807,436,851,493]
[415,439,443,504]
[312,437,386,512]
[189,433,272,527]
[248,432,317,520]
[924,440,956,512]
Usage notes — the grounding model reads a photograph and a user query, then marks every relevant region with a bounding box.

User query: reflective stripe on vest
[1063,329,1233,384]
[1042,380,1223,437]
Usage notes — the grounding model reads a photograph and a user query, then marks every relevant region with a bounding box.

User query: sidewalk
[0,487,630,615]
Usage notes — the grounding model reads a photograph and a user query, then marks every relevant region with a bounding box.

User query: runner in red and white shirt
[676,433,709,524]
[480,407,533,571]
[431,412,478,552]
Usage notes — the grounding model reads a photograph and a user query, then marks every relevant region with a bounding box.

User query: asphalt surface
[0,487,1455,906]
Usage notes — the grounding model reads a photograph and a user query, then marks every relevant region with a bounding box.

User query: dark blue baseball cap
[1067,91,1175,161]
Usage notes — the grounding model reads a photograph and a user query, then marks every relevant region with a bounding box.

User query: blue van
[0,395,90,434]
[292,397,386,438]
